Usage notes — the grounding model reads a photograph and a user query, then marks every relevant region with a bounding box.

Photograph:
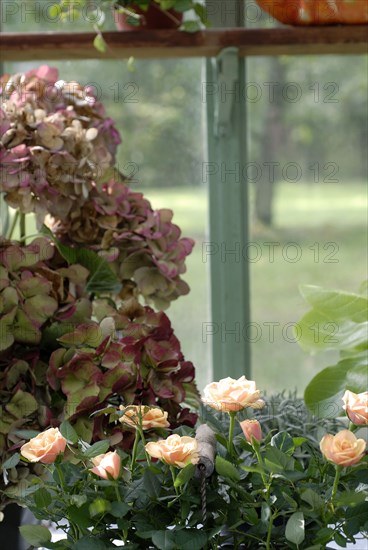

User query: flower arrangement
[10,376,367,549]
[0,65,197,511]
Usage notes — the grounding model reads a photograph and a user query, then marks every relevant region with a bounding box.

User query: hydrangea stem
[7,210,18,239]
[19,213,26,240]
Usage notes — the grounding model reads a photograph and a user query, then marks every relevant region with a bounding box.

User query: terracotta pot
[255,0,368,25]
[113,3,183,30]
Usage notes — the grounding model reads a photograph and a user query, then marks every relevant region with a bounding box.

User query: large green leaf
[304,356,367,417]
[296,285,368,352]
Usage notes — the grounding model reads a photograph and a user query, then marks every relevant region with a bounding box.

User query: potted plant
[9,376,368,549]
[51,0,208,32]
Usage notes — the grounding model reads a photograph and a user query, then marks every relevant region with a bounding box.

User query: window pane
[248,54,368,392]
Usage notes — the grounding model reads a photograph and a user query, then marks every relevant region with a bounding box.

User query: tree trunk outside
[255,58,288,226]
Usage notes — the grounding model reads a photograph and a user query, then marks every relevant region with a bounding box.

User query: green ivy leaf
[181,20,201,32]
[93,33,107,53]
[285,511,305,545]
[48,4,62,18]
[60,420,79,444]
[19,525,52,547]
[215,456,240,481]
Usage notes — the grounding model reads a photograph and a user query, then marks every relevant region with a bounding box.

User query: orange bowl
[255,0,368,25]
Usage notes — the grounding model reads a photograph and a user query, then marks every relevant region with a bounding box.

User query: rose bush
[11,387,367,550]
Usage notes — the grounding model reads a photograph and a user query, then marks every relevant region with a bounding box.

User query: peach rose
[145,434,199,468]
[202,376,265,412]
[240,419,263,443]
[119,405,170,430]
[90,451,121,480]
[342,390,368,425]
[320,430,366,467]
[20,427,67,464]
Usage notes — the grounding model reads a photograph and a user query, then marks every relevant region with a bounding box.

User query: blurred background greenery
[1,1,367,392]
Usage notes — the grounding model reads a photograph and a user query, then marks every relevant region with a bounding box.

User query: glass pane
[247,54,368,393]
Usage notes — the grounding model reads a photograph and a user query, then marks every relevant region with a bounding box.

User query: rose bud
[239,419,263,443]
[90,451,121,480]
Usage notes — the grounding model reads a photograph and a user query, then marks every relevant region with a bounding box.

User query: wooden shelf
[0,26,367,61]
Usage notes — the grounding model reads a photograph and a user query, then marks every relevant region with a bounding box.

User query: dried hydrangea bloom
[0,65,121,223]
[48,179,194,308]
[0,236,92,352]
